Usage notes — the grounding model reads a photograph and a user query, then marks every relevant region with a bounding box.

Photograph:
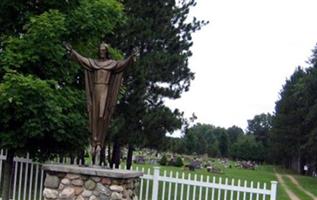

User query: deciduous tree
[0,0,124,197]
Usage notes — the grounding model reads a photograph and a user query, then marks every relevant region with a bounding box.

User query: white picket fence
[0,150,278,200]
[137,166,277,200]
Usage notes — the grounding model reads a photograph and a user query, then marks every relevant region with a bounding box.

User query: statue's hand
[132,47,140,62]
[63,42,72,53]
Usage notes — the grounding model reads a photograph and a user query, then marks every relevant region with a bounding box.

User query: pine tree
[106,0,208,167]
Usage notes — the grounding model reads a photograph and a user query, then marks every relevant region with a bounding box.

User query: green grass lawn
[275,167,317,200]
[277,186,291,200]
[282,175,312,200]
[129,162,317,200]
[131,163,290,200]
[293,174,317,197]
[133,163,276,181]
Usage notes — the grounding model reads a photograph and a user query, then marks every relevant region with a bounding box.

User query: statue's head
[99,42,109,59]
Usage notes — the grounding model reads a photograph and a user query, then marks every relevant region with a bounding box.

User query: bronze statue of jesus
[65,42,136,161]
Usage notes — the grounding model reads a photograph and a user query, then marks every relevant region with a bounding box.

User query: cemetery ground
[129,155,317,200]
[0,151,316,199]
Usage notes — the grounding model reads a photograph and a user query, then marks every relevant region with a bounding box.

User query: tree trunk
[80,150,85,165]
[114,142,121,169]
[111,140,121,169]
[107,144,112,165]
[70,155,75,165]
[110,143,115,168]
[92,154,96,165]
[59,154,64,163]
[126,144,134,170]
[1,149,15,200]
[100,145,106,166]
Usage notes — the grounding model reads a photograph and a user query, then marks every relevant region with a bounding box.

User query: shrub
[168,158,175,166]
[166,156,183,167]
[174,157,184,167]
[159,155,168,166]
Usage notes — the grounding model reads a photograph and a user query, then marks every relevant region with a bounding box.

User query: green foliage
[159,155,168,166]
[115,0,208,99]
[68,0,124,42]
[1,10,67,79]
[271,67,308,167]
[218,131,229,157]
[168,123,231,157]
[247,113,272,147]
[174,157,184,167]
[106,0,208,149]
[168,158,175,166]
[0,0,124,160]
[142,107,183,149]
[108,47,124,60]
[227,125,244,145]
[230,135,265,161]
[0,73,88,159]
[271,44,317,172]
[162,137,186,154]
[244,113,272,162]
[1,0,125,81]
[0,0,80,36]
[167,156,183,167]
[165,122,267,162]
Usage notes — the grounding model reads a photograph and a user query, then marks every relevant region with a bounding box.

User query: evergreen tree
[271,45,317,173]
[106,0,208,167]
[298,47,317,172]
[271,67,307,170]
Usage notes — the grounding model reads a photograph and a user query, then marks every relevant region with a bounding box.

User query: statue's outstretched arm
[116,55,134,72]
[64,43,91,70]
[115,49,138,72]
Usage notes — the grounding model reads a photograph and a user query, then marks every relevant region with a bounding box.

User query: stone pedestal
[42,164,143,200]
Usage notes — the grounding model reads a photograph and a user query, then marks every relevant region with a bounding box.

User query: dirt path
[287,175,317,200]
[275,172,301,200]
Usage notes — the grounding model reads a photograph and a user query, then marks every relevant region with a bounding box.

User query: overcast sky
[166,0,317,133]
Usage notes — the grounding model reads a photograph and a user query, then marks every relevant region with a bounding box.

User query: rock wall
[43,172,140,200]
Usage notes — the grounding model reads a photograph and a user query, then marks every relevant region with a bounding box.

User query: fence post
[270,181,278,200]
[152,167,160,200]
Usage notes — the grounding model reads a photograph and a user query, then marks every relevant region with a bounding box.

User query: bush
[166,156,183,167]
[168,158,175,166]
[174,157,184,167]
[159,155,168,166]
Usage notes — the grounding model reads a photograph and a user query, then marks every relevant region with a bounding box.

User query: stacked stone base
[42,164,142,200]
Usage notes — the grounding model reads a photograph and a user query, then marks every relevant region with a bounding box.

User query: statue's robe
[71,50,133,148]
